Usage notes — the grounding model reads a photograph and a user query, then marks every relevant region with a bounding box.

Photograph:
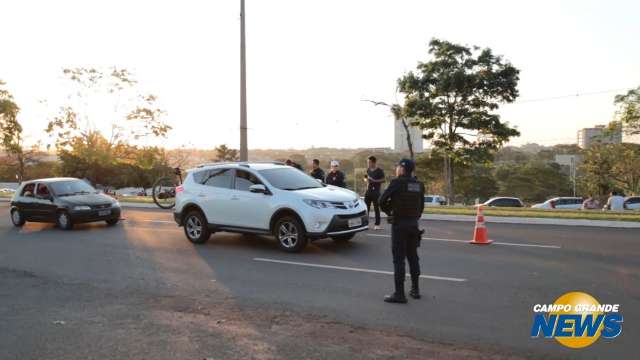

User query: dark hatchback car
[10,178,121,230]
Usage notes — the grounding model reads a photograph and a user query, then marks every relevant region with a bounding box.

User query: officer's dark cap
[398,158,415,173]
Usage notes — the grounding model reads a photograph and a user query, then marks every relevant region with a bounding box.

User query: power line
[511,87,634,104]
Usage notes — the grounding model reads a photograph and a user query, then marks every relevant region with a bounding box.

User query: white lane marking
[142,220,175,224]
[253,257,467,282]
[367,234,561,249]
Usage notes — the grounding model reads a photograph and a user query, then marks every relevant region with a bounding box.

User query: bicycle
[152,167,183,209]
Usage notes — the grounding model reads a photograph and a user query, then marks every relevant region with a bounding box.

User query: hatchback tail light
[176,185,184,193]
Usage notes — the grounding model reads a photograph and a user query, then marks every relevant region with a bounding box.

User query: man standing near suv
[309,159,325,181]
[379,159,425,304]
[364,156,385,230]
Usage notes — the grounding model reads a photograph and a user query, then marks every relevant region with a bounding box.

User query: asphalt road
[1,204,638,360]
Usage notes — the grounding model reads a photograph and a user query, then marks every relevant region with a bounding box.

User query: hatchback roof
[23,177,80,184]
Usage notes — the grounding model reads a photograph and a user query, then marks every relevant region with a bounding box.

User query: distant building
[577,124,622,148]
[394,119,423,153]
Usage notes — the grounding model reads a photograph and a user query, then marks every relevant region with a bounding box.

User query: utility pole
[239,0,248,161]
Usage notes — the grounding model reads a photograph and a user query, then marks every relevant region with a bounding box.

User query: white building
[394,119,423,153]
[577,124,622,148]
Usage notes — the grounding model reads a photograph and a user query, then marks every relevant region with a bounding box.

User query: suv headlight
[74,205,91,211]
[303,199,338,209]
[112,201,121,208]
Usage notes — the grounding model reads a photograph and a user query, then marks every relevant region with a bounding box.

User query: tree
[214,144,239,162]
[45,68,171,186]
[615,86,640,135]
[397,39,520,203]
[580,144,640,196]
[496,161,571,202]
[0,79,32,182]
[363,100,417,160]
[46,67,171,150]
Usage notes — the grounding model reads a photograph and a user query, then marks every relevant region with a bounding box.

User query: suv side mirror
[316,179,324,184]
[249,184,267,194]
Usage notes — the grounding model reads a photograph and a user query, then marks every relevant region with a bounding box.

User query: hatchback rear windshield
[258,168,323,191]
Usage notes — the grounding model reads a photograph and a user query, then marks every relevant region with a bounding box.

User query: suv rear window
[201,169,233,189]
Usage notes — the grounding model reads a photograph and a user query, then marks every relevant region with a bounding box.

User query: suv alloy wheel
[274,216,307,252]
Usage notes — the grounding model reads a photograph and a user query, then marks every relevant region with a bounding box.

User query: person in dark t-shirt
[309,159,325,181]
[325,160,346,188]
[364,156,385,229]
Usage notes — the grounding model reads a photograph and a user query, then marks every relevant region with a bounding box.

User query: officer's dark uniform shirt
[366,168,385,195]
[310,168,325,181]
[379,176,425,219]
[325,170,346,188]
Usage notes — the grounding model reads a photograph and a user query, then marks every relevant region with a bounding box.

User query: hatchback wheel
[57,211,74,230]
[275,216,307,253]
[11,209,26,227]
[183,211,210,244]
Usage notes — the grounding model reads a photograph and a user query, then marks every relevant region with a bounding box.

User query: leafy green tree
[46,67,170,150]
[496,161,571,202]
[214,144,239,162]
[580,144,640,196]
[615,86,640,135]
[0,79,33,181]
[397,39,520,203]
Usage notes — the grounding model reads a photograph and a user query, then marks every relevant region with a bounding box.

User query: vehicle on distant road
[481,197,524,207]
[531,197,583,209]
[173,162,369,252]
[9,178,121,230]
[424,195,447,207]
[625,196,640,210]
[0,188,16,193]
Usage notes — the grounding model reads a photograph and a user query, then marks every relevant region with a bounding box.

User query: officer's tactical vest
[392,178,424,218]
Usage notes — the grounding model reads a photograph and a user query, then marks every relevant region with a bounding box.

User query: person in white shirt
[604,191,626,211]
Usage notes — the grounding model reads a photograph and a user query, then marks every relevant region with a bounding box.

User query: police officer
[325,160,346,188]
[379,158,425,304]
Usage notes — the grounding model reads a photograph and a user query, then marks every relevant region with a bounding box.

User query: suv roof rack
[195,161,287,169]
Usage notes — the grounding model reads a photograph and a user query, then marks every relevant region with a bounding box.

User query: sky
[1,0,639,150]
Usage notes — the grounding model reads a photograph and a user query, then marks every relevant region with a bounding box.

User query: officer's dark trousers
[391,219,421,294]
[365,192,381,225]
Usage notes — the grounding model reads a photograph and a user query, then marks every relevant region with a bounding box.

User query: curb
[421,214,640,228]
[3,198,639,228]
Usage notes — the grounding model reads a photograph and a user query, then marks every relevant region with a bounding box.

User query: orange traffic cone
[470,205,493,245]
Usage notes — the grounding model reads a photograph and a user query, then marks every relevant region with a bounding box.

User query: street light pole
[239,0,248,161]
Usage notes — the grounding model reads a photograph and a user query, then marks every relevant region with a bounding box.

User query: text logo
[530,292,623,348]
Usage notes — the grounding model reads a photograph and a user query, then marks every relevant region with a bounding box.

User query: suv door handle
[197,193,206,198]
[231,195,240,200]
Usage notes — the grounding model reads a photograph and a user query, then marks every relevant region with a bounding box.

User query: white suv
[173,162,369,252]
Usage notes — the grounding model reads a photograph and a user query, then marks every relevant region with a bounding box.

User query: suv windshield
[258,167,323,191]
[49,180,97,196]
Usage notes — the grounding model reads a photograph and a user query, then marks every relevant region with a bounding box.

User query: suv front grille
[337,211,366,219]
[92,204,111,209]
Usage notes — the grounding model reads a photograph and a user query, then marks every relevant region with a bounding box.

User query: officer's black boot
[384,280,408,304]
[409,276,421,299]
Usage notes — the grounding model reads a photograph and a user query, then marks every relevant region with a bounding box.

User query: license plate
[348,218,362,228]
[98,210,111,216]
